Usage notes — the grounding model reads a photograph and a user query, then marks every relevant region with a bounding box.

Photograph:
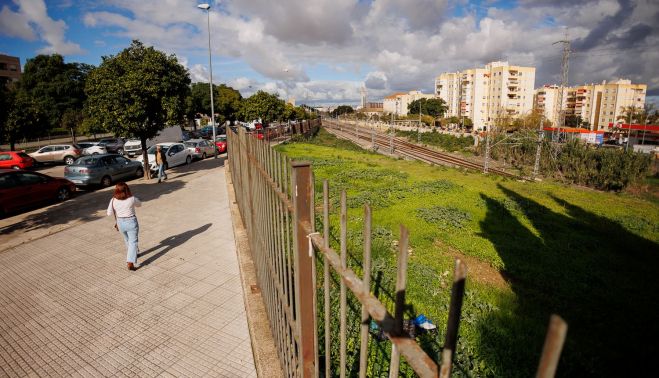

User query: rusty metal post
[389,225,409,378]
[340,190,348,378]
[536,315,568,378]
[439,259,467,378]
[291,161,316,377]
[323,180,331,378]
[359,204,372,378]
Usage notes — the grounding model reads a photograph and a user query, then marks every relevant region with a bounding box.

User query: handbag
[111,199,118,231]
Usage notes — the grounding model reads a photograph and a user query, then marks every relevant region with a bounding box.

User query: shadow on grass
[476,185,658,376]
[0,157,225,236]
[138,223,212,267]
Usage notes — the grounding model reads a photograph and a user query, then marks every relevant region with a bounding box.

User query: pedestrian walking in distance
[108,182,141,271]
[155,145,168,183]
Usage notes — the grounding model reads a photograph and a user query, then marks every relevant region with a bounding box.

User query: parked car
[0,169,76,217]
[76,142,107,155]
[64,154,144,187]
[135,143,192,173]
[185,139,216,159]
[97,138,126,155]
[199,125,225,139]
[0,151,36,170]
[214,135,228,153]
[123,126,183,157]
[28,144,83,165]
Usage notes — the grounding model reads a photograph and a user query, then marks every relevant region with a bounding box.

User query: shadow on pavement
[0,157,226,236]
[138,223,212,267]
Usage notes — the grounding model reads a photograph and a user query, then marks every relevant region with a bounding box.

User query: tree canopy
[407,98,448,117]
[330,105,354,117]
[186,82,242,125]
[19,54,92,133]
[239,90,285,122]
[84,40,190,177]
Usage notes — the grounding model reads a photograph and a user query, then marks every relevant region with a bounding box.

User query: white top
[107,197,141,218]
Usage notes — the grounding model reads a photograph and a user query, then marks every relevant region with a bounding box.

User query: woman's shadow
[137,223,212,268]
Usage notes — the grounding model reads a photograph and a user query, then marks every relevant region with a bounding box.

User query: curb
[225,162,283,378]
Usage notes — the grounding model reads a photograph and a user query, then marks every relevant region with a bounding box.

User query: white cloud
[77,0,659,99]
[0,0,83,55]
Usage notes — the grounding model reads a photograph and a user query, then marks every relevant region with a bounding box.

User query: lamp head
[197,3,211,10]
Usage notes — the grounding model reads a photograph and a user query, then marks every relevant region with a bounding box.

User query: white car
[77,142,107,155]
[135,142,192,173]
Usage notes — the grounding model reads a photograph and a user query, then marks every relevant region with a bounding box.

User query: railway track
[323,120,519,179]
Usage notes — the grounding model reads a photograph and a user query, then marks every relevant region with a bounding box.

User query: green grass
[276,129,659,377]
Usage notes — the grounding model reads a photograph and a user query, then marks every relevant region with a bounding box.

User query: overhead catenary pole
[533,115,544,179]
[552,32,571,143]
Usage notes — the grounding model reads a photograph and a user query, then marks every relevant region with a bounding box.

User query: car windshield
[18,152,30,159]
[147,145,170,154]
[74,157,100,166]
[98,139,112,145]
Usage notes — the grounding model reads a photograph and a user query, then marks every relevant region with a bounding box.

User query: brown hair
[113,182,132,200]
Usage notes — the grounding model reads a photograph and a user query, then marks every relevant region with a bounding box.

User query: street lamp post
[198,3,217,158]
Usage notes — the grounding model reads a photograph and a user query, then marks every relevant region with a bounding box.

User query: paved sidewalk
[0,159,256,377]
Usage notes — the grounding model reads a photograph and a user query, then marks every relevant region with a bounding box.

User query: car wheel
[57,187,71,201]
[135,167,144,178]
[101,175,112,187]
[11,165,20,170]
[202,152,207,159]
[64,156,75,165]
[117,148,124,155]
[186,156,191,165]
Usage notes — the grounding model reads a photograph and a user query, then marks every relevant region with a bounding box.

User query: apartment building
[534,85,568,126]
[382,91,434,116]
[435,61,536,130]
[534,79,646,131]
[0,54,21,85]
[570,80,646,131]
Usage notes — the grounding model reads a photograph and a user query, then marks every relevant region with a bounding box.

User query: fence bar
[359,204,372,378]
[323,180,331,378]
[339,190,348,378]
[535,315,568,378]
[310,171,319,378]
[291,161,316,377]
[439,259,467,378]
[389,225,410,378]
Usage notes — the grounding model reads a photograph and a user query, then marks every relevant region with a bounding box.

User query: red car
[214,136,228,153]
[0,169,76,217]
[0,151,35,170]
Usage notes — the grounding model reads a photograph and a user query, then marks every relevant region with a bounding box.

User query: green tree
[330,105,354,117]
[407,98,448,117]
[239,90,285,123]
[19,54,92,135]
[84,40,191,178]
[186,83,243,126]
[216,84,243,125]
[4,89,47,150]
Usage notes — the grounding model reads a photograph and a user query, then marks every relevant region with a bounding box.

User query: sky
[0,0,657,106]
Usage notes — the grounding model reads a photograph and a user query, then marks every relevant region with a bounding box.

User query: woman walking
[156,145,168,183]
[107,182,141,270]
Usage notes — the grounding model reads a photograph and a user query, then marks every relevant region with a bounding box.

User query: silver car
[64,154,144,187]
[184,139,216,160]
[29,144,83,165]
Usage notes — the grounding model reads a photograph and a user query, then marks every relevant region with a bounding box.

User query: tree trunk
[141,136,151,180]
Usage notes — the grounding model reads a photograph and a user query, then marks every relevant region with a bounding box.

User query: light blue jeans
[157,163,167,181]
[117,217,139,263]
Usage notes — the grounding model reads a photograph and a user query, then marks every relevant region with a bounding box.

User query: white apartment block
[534,85,568,126]
[435,61,536,130]
[533,79,646,131]
[568,80,646,131]
[383,90,435,116]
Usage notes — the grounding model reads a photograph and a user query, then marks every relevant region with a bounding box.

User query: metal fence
[227,121,567,377]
